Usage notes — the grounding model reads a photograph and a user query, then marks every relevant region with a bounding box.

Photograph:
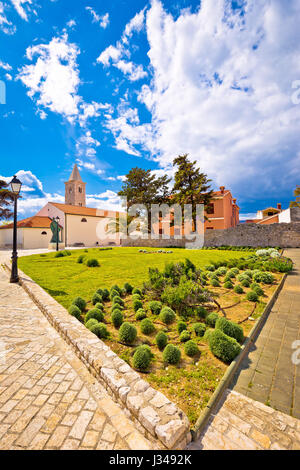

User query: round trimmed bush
[196,306,208,319]
[86,258,100,267]
[119,322,137,344]
[132,288,142,297]
[135,309,147,321]
[205,265,215,272]
[72,296,86,312]
[101,289,110,301]
[253,271,274,284]
[110,289,120,300]
[92,293,102,305]
[132,294,142,302]
[85,308,104,324]
[133,346,152,371]
[244,270,253,278]
[209,329,241,363]
[95,302,104,311]
[155,331,168,350]
[163,344,181,365]
[224,281,234,289]
[77,254,86,264]
[85,319,99,330]
[96,288,103,297]
[234,285,244,294]
[216,267,227,276]
[133,299,143,312]
[246,291,259,302]
[177,321,187,334]
[149,301,162,315]
[140,318,155,335]
[241,279,250,288]
[159,307,176,325]
[193,323,206,337]
[184,340,199,357]
[68,304,81,320]
[124,282,133,294]
[253,285,264,296]
[89,322,109,339]
[250,282,260,291]
[211,279,221,287]
[112,296,124,307]
[225,271,235,279]
[231,268,240,275]
[215,317,244,343]
[111,310,123,328]
[180,330,191,343]
[206,313,219,328]
[111,284,122,295]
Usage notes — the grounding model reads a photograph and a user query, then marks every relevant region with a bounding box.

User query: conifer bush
[163,344,181,364]
[133,299,143,312]
[159,307,176,325]
[177,321,187,334]
[72,296,86,312]
[124,282,133,294]
[85,318,99,330]
[184,340,199,357]
[193,323,206,337]
[180,330,191,342]
[68,305,81,320]
[140,318,155,335]
[206,313,219,327]
[149,301,162,315]
[132,288,142,297]
[101,289,110,301]
[133,345,152,371]
[246,291,259,302]
[215,317,244,343]
[119,322,137,344]
[234,285,244,294]
[209,329,241,363]
[155,331,168,350]
[111,310,123,328]
[92,293,102,305]
[89,322,109,339]
[85,308,104,324]
[135,309,147,321]
[86,258,100,267]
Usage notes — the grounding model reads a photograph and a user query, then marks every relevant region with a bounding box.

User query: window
[81,218,87,223]
[41,231,47,235]
[69,188,72,193]
[206,203,214,215]
[159,228,163,235]
[206,227,214,230]
[78,187,82,193]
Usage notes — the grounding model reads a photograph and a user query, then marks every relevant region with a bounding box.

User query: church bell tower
[65,164,86,207]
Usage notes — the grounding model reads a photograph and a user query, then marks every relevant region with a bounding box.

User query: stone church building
[0,164,121,249]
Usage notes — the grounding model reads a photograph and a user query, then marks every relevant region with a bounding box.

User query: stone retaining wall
[11,265,191,450]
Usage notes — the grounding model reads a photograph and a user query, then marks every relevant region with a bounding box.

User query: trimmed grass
[19,247,249,309]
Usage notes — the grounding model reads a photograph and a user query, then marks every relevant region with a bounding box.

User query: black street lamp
[9,175,22,283]
[55,216,60,252]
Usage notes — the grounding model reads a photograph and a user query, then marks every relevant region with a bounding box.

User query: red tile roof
[50,202,123,217]
[0,216,53,230]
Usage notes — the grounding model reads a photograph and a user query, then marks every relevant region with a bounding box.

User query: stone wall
[204,222,300,248]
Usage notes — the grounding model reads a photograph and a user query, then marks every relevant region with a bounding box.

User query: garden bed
[18,247,292,427]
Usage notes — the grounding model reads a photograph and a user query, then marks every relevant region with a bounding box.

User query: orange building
[246,203,282,225]
[204,186,239,231]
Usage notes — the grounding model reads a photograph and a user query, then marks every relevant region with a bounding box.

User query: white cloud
[10,0,34,21]
[105,0,300,200]
[87,190,122,212]
[66,19,76,29]
[0,60,12,71]
[0,2,16,34]
[86,7,109,29]
[122,8,145,44]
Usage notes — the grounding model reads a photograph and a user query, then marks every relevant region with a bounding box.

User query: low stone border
[4,263,191,450]
[191,271,288,440]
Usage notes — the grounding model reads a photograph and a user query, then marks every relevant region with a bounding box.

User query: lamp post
[55,216,60,252]
[9,175,22,284]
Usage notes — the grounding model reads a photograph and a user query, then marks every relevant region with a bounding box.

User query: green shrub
[224,281,234,289]
[101,289,110,301]
[54,252,64,258]
[95,302,104,311]
[132,288,142,297]
[250,282,260,291]
[253,285,264,296]
[140,318,155,335]
[124,282,133,294]
[68,304,81,320]
[132,294,142,302]
[209,329,241,363]
[205,265,215,272]
[225,271,235,279]
[133,345,152,371]
[196,306,208,319]
[177,321,187,334]
[89,322,109,339]
[253,271,274,284]
[72,296,86,312]
[135,309,147,321]
[241,279,250,288]
[184,340,199,357]
[180,330,191,342]
[112,296,124,307]
[234,285,244,294]
[86,258,100,267]
[193,323,206,337]
[85,319,99,330]
[230,268,240,275]
[211,279,221,287]
[163,344,181,364]
[206,313,219,327]
[92,293,102,305]
[237,274,251,283]
[77,255,86,264]
[159,307,176,325]
[133,299,143,312]
[119,322,137,344]
[111,284,122,295]
[111,310,123,328]
[216,267,227,276]
[149,301,162,315]
[155,331,168,350]
[244,270,253,278]
[110,289,120,300]
[215,317,244,343]
[246,291,259,302]
[85,308,104,324]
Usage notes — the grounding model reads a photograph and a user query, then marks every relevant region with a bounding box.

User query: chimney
[277,203,282,211]
[233,198,237,205]
[220,186,225,194]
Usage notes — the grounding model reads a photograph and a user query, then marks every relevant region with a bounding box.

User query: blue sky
[0,0,300,220]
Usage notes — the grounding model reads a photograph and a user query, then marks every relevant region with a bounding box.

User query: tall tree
[290,186,300,209]
[0,180,13,221]
[172,154,213,231]
[118,167,171,233]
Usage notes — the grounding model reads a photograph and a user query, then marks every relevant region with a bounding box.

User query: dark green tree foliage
[290,186,300,209]
[0,180,13,221]
[172,154,214,230]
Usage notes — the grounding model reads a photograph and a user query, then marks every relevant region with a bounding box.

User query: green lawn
[19,247,250,309]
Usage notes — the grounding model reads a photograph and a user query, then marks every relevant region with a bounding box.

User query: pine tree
[290,186,300,209]
[0,180,13,221]
[172,154,213,231]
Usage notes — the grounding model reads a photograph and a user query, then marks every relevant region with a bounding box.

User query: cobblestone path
[0,262,155,450]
